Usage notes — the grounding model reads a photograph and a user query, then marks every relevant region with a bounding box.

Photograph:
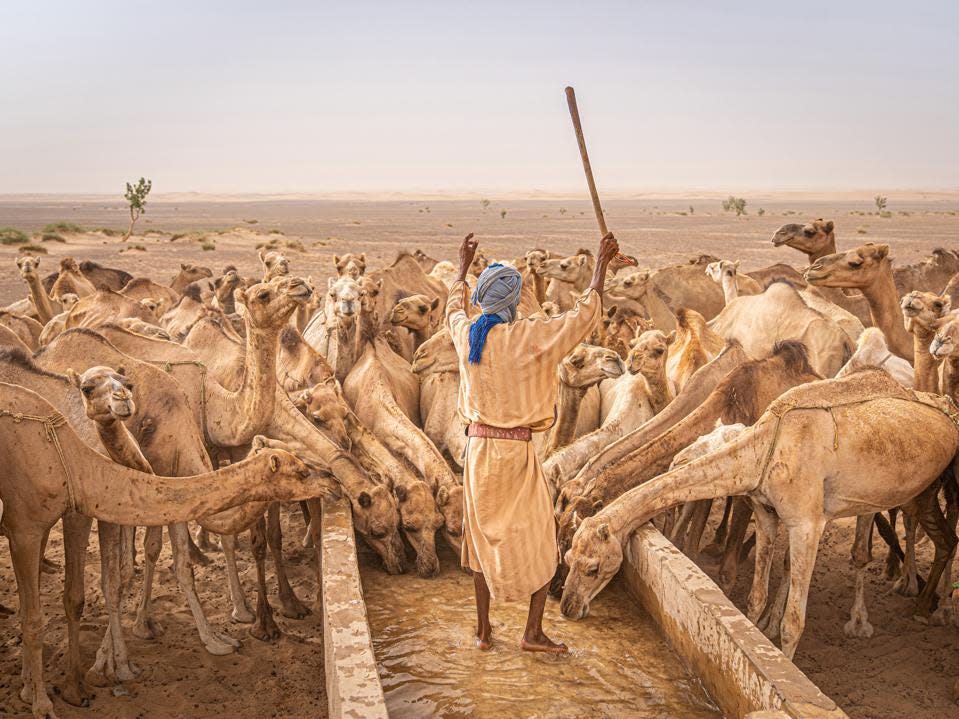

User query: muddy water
[360,553,721,719]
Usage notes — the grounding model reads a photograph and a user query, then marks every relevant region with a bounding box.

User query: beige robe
[446,281,600,600]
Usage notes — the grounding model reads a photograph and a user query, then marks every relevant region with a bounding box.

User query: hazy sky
[2,1,957,193]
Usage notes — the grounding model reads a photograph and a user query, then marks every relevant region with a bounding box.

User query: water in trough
[360,552,722,718]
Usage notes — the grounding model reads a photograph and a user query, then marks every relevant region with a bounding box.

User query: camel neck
[642,370,672,414]
[94,418,154,474]
[859,266,914,361]
[807,238,837,263]
[943,357,959,403]
[720,275,738,304]
[237,325,279,423]
[25,274,55,324]
[334,316,358,383]
[548,382,589,455]
[910,324,940,393]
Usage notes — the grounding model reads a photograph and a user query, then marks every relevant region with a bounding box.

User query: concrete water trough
[319,501,848,718]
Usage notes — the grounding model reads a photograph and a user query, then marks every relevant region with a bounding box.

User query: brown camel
[66,288,156,332]
[600,305,654,359]
[411,329,467,471]
[894,248,959,296]
[805,243,913,361]
[16,255,59,324]
[170,263,213,293]
[259,249,290,280]
[41,260,133,295]
[0,310,44,350]
[50,257,97,300]
[389,293,440,355]
[119,276,180,315]
[213,266,243,314]
[560,370,959,660]
[0,381,332,719]
[0,324,32,353]
[158,283,223,341]
[902,290,952,391]
[668,308,725,392]
[537,250,595,311]
[335,252,367,279]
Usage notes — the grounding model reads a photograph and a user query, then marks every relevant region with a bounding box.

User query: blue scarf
[467,262,523,364]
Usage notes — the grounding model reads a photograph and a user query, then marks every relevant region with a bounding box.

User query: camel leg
[186,528,211,567]
[221,533,254,624]
[683,500,712,563]
[719,498,754,592]
[195,525,220,553]
[758,553,790,640]
[90,522,140,684]
[306,498,324,613]
[669,501,699,548]
[779,520,825,659]
[9,528,58,719]
[702,497,734,557]
[893,510,920,596]
[299,501,314,549]
[931,478,959,626]
[267,503,310,619]
[60,513,94,707]
[884,508,901,579]
[249,515,281,642]
[746,501,779,623]
[168,522,241,654]
[913,482,956,620]
[133,525,164,640]
[843,514,875,638]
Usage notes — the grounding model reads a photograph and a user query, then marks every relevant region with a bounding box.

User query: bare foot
[520,631,568,654]
[475,626,492,651]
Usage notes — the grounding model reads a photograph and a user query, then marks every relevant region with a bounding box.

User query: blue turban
[468,263,523,364]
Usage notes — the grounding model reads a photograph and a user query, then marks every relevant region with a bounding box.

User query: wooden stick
[565,86,636,265]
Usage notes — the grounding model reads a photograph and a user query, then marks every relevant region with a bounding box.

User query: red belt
[466,423,532,442]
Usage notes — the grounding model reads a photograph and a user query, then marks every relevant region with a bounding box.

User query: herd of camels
[3,218,959,716]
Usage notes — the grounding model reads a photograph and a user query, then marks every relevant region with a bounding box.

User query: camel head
[705,259,740,285]
[540,301,561,318]
[394,482,445,578]
[334,253,366,280]
[804,243,891,290]
[116,317,172,341]
[469,251,489,277]
[59,256,81,275]
[59,292,79,311]
[294,381,351,449]
[137,297,160,318]
[249,435,340,499]
[771,219,835,258]
[214,266,243,307]
[411,329,457,375]
[604,268,651,301]
[560,516,622,619]
[353,483,407,575]
[537,252,593,283]
[931,316,959,360]
[69,365,136,423]
[173,263,213,288]
[357,276,382,315]
[389,293,439,333]
[327,276,363,325]
[627,329,673,378]
[259,250,290,281]
[525,249,549,275]
[15,254,41,281]
[559,344,624,388]
[901,290,951,333]
[436,483,464,545]
[602,306,652,358]
[412,249,437,272]
[237,276,312,332]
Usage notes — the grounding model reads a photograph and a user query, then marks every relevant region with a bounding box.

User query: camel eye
[403,525,420,533]
[81,385,94,396]
[369,529,387,539]
[257,291,271,301]
[934,302,944,310]
[848,259,864,268]
[585,565,599,577]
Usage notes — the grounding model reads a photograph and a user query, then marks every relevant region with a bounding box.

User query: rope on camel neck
[153,359,211,446]
[0,409,79,512]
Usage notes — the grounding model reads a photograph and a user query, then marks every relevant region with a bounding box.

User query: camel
[559,369,959,660]
[0,310,44,350]
[427,260,462,288]
[805,243,913,361]
[343,274,463,565]
[158,283,224,341]
[705,260,762,304]
[50,257,98,300]
[411,329,467,470]
[770,219,873,324]
[615,257,727,323]
[836,327,913,386]
[119,276,180,315]
[523,249,553,304]
[543,332,669,495]
[0,381,332,719]
[931,316,959,401]
[668,308,725,392]
[38,293,80,347]
[708,281,859,377]
[545,344,625,456]
[601,305,653,359]
[0,324,32,353]
[389,293,440,354]
[41,260,133,295]
[556,341,822,591]
[894,248,959,296]
[303,275,362,382]
[603,268,678,330]
[411,249,437,273]
[335,252,367,279]
[537,250,595,311]
[944,272,959,308]
[16,255,59,324]
[213,266,243,314]
[170,263,213,293]
[259,250,290,280]
[66,288,156,332]
[902,290,952,392]
[115,317,171,340]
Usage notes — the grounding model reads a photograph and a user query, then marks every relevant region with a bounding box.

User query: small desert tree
[500,209,507,219]
[874,195,887,213]
[481,198,490,211]
[757,207,766,216]
[688,205,695,215]
[722,196,747,217]
[123,177,152,241]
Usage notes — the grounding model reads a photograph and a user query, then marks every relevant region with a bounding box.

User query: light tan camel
[537,250,595,311]
[932,316,959,401]
[389,293,440,355]
[902,290,952,391]
[16,255,59,324]
[600,305,654,359]
[213,266,243,314]
[41,260,133,295]
[0,324,32,353]
[545,344,625,456]
[158,283,222,341]
[705,260,762,304]
[0,310,44,350]
[114,316,170,340]
[543,332,669,495]
[668,308,725,392]
[556,341,821,592]
[335,252,367,279]
[427,260,461,288]
[523,249,553,304]
[894,248,959,296]
[343,275,463,564]
[411,329,467,471]
[259,249,290,280]
[836,327,913,386]
[805,243,913,361]
[119,276,180,315]
[560,370,959,659]
[50,257,97,300]
[0,381,332,719]
[66,288,156,332]
[170,263,212,293]
[603,268,677,330]
[303,275,362,382]
[709,281,859,377]
[38,293,80,347]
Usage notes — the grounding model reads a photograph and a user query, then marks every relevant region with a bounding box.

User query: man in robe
[446,232,620,652]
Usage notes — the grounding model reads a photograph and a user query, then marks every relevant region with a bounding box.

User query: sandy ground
[0,194,957,718]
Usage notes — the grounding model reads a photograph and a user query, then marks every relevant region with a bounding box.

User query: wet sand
[360,548,720,719]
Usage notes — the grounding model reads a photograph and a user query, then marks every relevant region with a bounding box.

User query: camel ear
[15,256,24,268]
[596,522,610,541]
[394,485,408,503]
[941,297,952,314]
[334,255,340,265]
[181,263,189,271]
[358,491,372,508]
[870,244,890,261]
[359,253,366,263]
[293,391,310,411]
[733,260,741,269]
[824,220,835,233]
[251,435,268,451]
[258,250,267,263]
[116,365,126,376]
[269,454,280,473]
[568,350,586,368]
[592,499,604,512]
[665,332,675,346]
[430,297,439,311]
[606,305,617,319]
[577,255,588,267]
[66,368,81,387]
[235,287,248,307]
[436,486,449,507]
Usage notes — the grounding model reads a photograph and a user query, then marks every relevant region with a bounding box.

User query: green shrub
[41,233,66,243]
[95,227,121,236]
[42,222,84,233]
[0,227,29,245]
[857,226,868,234]
[18,243,47,254]
[201,241,216,251]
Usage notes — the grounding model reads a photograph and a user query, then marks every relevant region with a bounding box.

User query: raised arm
[589,232,620,295]
[446,233,478,340]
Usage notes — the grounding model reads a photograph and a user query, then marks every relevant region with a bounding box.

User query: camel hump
[768,369,914,417]
[770,340,817,377]
[675,307,707,332]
